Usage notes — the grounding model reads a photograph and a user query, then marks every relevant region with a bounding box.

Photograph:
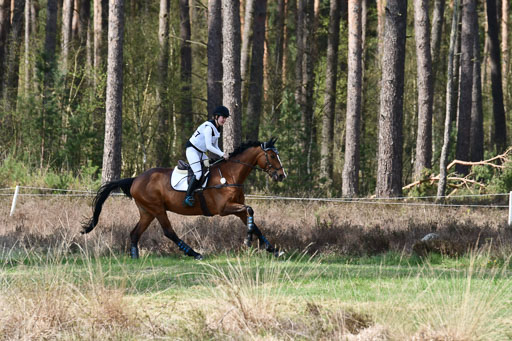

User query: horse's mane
[227,137,277,158]
[228,141,262,157]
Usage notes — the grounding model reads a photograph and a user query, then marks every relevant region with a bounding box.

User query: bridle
[227,146,283,176]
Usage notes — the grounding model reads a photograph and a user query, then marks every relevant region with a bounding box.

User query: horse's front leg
[224,203,281,256]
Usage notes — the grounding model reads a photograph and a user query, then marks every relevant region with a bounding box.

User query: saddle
[170,160,210,191]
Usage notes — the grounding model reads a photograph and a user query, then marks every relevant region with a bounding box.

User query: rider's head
[212,106,230,127]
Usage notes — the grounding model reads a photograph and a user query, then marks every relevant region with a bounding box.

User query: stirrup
[184,195,195,207]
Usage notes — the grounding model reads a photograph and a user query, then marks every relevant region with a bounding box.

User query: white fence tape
[4,185,511,218]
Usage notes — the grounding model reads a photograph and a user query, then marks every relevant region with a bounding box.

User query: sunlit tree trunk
[376,0,385,67]
[93,0,102,88]
[102,0,125,182]
[155,0,170,167]
[222,0,242,152]
[245,0,266,142]
[437,0,460,199]
[376,0,407,197]
[61,0,73,73]
[413,0,434,178]
[342,0,361,196]
[207,0,222,119]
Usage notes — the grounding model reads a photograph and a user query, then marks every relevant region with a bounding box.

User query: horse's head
[257,137,287,182]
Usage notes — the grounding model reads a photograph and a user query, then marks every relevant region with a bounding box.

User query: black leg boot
[183,177,199,207]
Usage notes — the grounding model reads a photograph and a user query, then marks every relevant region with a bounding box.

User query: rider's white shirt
[188,120,224,157]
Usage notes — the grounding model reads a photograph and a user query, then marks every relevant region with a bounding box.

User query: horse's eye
[271,155,276,159]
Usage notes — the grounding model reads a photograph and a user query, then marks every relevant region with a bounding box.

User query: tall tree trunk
[0,0,10,96]
[455,0,476,175]
[222,0,242,152]
[93,0,102,88]
[61,0,72,73]
[341,0,360,196]
[470,1,484,162]
[376,0,407,197]
[282,0,291,86]
[76,0,90,67]
[501,0,509,111]
[102,0,124,182]
[245,0,266,142]
[23,0,30,93]
[155,0,170,167]
[240,0,254,92]
[179,0,193,144]
[270,0,285,124]
[430,0,445,157]
[72,0,79,40]
[294,0,305,104]
[302,0,315,174]
[437,0,460,198]
[207,0,222,119]
[3,0,24,110]
[41,0,57,168]
[487,0,507,153]
[430,0,445,66]
[413,0,434,178]
[376,0,385,67]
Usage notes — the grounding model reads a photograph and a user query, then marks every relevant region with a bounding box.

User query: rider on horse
[184,105,230,207]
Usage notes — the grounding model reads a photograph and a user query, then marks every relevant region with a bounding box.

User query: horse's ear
[267,137,277,148]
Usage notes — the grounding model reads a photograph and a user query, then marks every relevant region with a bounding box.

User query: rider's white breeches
[186,147,207,180]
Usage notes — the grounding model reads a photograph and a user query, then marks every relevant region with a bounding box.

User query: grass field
[1,249,512,340]
[1,197,512,339]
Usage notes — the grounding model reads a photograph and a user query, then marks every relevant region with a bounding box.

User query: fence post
[9,185,20,217]
[509,191,512,226]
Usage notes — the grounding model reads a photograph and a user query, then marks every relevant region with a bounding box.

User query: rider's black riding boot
[184,177,199,207]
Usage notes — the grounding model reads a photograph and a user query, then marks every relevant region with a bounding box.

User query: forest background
[0,0,511,198]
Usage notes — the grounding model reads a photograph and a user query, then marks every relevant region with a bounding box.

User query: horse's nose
[278,173,285,181]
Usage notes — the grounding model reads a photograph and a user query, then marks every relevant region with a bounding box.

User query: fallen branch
[447,146,512,170]
[402,175,485,191]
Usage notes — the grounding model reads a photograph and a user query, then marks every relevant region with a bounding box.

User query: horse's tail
[81,177,135,234]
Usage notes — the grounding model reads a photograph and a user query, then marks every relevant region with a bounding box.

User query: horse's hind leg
[130,208,155,259]
[155,213,203,260]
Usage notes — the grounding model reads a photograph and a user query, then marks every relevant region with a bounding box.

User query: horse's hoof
[274,250,285,258]
[194,254,203,260]
[244,238,252,247]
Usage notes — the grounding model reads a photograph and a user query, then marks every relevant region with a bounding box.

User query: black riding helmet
[212,105,230,117]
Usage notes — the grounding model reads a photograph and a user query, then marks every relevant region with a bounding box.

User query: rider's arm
[204,126,224,157]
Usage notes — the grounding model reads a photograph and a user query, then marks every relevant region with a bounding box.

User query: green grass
[1,249,512,339]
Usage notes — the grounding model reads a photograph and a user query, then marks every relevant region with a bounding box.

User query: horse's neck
[226,148,259,184]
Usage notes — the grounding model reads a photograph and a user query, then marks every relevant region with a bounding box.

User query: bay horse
[82,137,286,260]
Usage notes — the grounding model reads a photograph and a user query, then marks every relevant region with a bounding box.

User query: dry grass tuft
[0,267,138,340]
[2,197,512,258]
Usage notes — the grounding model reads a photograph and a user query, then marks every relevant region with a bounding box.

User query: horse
[82,137,286,260]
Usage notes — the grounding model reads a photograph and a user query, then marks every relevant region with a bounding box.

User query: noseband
[228,146,283,176]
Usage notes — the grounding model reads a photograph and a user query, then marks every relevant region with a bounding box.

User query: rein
[203,147,283,190]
